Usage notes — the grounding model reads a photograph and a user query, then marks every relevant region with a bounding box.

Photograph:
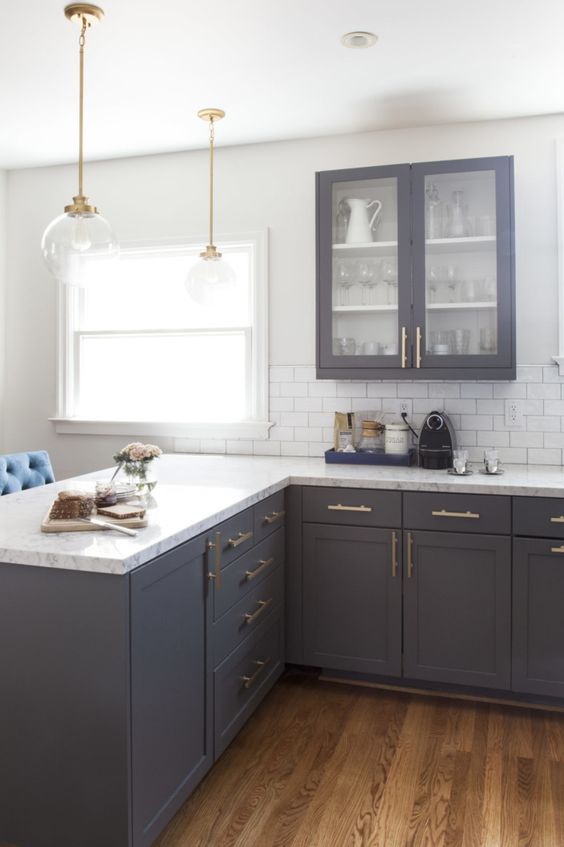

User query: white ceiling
[1,0,563,169]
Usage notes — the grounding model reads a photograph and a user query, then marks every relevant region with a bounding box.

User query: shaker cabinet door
[403,530,511,690]
[513,538,564,698]
[302,523,402,676]
[316,163,412,377]
[411,156,515,379]
[130,536,212,847]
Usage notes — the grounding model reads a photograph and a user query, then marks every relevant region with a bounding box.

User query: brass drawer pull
[207,530,222,589]
[245,557,274,581]
[401,326,408,368]
[416,326,422,368]
[242,657,271,689]
[244,598,272,625]
[407,532,414,578]
[264,510,285,525]
[228,530,254,548]
[327,504,373,513]
[551,546,564,553]
[431,509,480,520]
[391,531,398,578]
[550,516,564,524]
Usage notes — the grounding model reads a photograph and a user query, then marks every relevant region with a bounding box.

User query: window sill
[50,418,274,440]
[552,356,564,376]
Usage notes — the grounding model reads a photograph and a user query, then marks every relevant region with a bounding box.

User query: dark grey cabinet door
[411,156,515,380]
[403,530,511,690]
[316,163,413,378]
[303,523,402,675]
[131,536,212,847]
[513,538,564,698]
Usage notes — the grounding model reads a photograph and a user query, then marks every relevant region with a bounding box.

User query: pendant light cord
[208,117,215,247]
[78,16,88,198]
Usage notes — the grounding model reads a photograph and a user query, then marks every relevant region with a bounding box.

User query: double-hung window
[53,232,271,439]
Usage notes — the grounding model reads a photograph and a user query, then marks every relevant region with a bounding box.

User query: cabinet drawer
[303,487,401,528]
[214,566,284,666]
[214,610,284,759]
[206,507,255,573]
[513,497,564,539]
[213,529,284,621]
[404,492,510,535]
[254,490,286,544]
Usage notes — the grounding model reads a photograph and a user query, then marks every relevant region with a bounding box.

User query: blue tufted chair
[0,451,55,495]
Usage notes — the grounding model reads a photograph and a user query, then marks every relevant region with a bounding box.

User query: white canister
[384,422,410,454]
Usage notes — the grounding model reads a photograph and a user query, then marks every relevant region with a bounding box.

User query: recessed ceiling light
[341,31,378,49]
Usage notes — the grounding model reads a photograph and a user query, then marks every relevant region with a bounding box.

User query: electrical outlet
[504,399,524,428]
[399,400,411,416]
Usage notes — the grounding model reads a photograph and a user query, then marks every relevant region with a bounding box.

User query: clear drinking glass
[453,449,469,474]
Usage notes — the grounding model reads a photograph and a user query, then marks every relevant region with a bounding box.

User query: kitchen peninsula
[2,453,564,847]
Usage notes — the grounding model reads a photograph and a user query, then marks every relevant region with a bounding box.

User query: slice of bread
[96,504,146,520]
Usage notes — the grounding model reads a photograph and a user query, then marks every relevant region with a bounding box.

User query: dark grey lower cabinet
[512,538,564,697]
[403,530,511,690]
[303,523,402,676]
[131,537,212,847]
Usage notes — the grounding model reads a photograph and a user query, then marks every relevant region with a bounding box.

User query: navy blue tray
[325,448,417,466]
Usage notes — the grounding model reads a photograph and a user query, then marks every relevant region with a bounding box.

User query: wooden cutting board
[41,510,148,533]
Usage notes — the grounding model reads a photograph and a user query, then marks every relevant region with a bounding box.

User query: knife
[78,517,138,537]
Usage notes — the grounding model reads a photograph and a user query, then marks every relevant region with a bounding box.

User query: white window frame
[554,140,564,374]
[50,230,272,439]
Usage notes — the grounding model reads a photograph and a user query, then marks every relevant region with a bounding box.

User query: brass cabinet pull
[245,557,274,581]
[416,326,422,368]
[550,516,564,524]
[228,530,254,548]
[264,510,285,525]
[431,509,480,520]
[407,532,414,578]
[401,326,408,368]
[207,530,222,589]
[391,531,398,578]
[551,546,564,553]
[327,504,373,513]
[242,657,271,689]
[244,598,272,625]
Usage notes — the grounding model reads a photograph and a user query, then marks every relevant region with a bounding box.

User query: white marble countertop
[1,454,564,575]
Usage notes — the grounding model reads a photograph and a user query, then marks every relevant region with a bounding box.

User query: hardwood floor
[155,673,564,847]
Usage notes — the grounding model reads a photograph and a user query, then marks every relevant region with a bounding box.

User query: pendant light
[42,4,118,287]
[186,108,235,305]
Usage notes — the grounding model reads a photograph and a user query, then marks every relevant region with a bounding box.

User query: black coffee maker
[418,411,457,469]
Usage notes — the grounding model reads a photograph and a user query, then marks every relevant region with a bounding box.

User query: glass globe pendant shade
[41,209,119,287]
[186,253,236,306]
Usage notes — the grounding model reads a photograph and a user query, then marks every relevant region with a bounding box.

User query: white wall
[4,113,564,476]
[0,169,6,452]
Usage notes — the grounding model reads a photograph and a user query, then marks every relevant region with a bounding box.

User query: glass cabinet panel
[331,176,400,358]
[424,169,498,358]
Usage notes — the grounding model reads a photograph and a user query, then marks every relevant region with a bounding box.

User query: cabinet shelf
[425,236,496,253]
[332,241,398,257]
[333,304,398,313]
[426,301,497,311]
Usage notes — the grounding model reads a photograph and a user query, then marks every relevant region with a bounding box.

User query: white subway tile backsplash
[173,364,564,465]
[509,431,544,448]
[367,383,398,398]
[528,448,562,465]
[460,383,493,398]
[281,381,307,397]
[493,383,527,399]
[527,415,561,432]
[309,381,337,397]
[270,366,294,382]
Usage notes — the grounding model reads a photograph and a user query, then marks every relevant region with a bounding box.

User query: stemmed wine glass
[382,259,398,305]
[358,260,380,305]
[334,260,354,306]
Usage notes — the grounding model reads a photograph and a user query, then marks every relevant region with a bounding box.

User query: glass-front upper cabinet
[316,164,412,372]
[316,156,515,379]
[411,157,514,377]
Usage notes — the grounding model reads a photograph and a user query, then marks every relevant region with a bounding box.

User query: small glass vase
[122,460,158,494]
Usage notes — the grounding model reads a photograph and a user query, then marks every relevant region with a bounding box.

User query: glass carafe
[446,189,470,238]
[425,182,443,239]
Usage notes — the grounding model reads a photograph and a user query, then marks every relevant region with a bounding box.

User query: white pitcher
[343,198,383,244]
